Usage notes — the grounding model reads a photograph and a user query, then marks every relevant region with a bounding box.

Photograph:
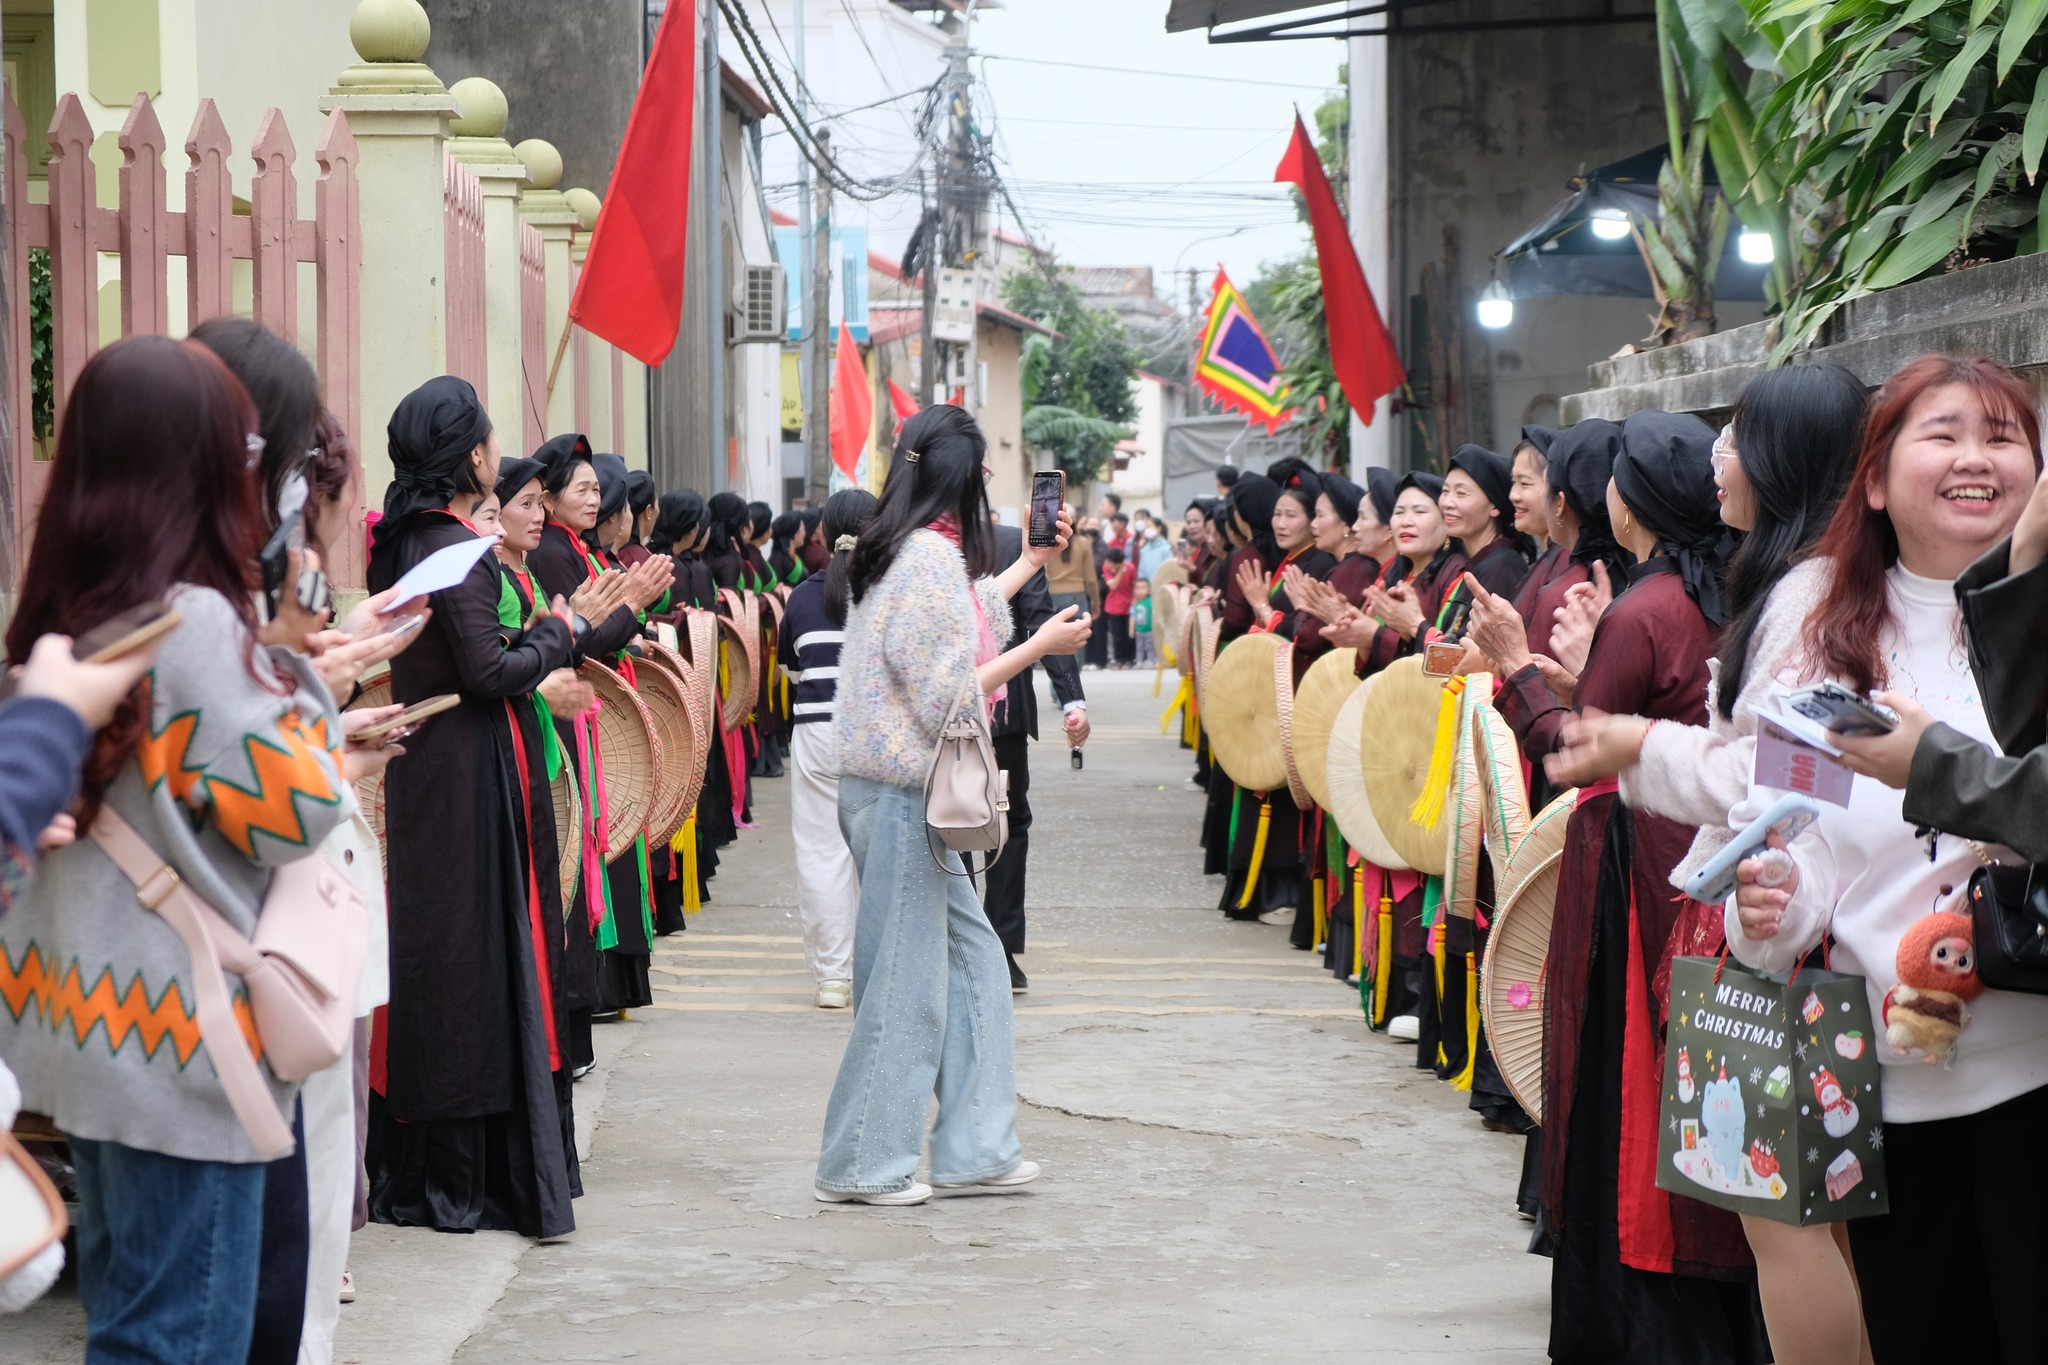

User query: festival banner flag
[1274,113,1405,423]
[1194,267,1293,433]
[829,321,872,478]
[886,378,918,431]
[567,0,695,364]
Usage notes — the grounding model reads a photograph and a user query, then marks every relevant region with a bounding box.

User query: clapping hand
[1234,559,1276,627]
[1365,581,1425,640]
[1546,706,1651,786]
[1550,562,1613,676]
[570,571,629,626]
[538,667,596,719]
[621,554,675,612]
[1460,573,1533,676]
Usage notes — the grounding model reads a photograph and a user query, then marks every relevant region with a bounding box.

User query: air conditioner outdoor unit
[733,264,786,341]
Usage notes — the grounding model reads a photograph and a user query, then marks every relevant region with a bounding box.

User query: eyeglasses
[982,465,994,485]
[1711,423,1737,471]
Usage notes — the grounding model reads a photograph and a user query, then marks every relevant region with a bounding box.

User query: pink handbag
[92,808,367,1159]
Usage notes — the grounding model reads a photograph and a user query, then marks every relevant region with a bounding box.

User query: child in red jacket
[1102,549,1137,668]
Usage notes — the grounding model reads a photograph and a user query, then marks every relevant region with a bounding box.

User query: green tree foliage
[1258,256,1349,460]
[1003,269,1140,485]
[1632,0,1733,346]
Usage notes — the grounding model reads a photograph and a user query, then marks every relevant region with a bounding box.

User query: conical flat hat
[1324,673,1408,869]
[1290,648,1359,811]
[1191,607,1220,706]
[1359,657,1451,875]
[1152,572,1187,669]
[1204,632,1292,794]
[1479,788,1578,1124]
[1444,675,1532,920]
[581,660,661,859]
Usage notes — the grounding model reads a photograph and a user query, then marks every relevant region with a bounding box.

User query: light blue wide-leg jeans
[815,775,1022,1193]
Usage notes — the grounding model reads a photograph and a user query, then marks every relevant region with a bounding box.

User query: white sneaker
[933,1160,1040,1191]
[816,980,852,1009]
[1256,906,1296,926]
[815,1181,932,1206]
[339,1267,355,1304]
[1388,1015,1421,1041]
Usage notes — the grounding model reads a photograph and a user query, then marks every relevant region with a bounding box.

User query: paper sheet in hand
[385,535,498,609]
[1754,706,1854,809]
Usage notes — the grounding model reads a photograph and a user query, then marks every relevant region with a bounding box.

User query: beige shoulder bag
[923,682,1010,875]
[92,809,367,1159]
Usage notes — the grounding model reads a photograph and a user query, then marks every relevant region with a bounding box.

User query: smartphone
[1028,471,1066,548]
[258,470,332,624]
[73,603,182,663]
[1682,792,1822,905]
[350,693,460,742]
[1423,639,1465,677]
[1785,681,1900,737]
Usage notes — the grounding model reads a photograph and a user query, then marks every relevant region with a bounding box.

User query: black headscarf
[582,452,630,551]
[1363,466,1397,526]
[493,456,544,506]
[1228,473,1281,563]
[1319,472,1363,528]
[533,432,594,495]
[1615,410,1731,626]
[651,489,705,554]
[626,468,656,516]
[1394,470,1444,503]
[1547,419,1631,585]
[368,375,492,589]
[1519,424,1564,459]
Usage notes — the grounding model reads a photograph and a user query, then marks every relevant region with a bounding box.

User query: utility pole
[794,0,812,501]
[807,126,834,508]
[917,180,937,408]
[919,39,978,412]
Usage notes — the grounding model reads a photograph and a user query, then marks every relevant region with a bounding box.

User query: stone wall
[1562,252,2048,421]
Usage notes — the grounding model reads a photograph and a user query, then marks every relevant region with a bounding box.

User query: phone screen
[1028,472,1064,548]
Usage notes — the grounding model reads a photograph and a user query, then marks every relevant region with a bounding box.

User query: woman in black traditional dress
[1495,411,1765,1364]
[365,378,581,1239]
[646,489,723,926]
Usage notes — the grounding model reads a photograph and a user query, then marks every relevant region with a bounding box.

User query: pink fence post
[314,110,362,592]
[184,100,235,327]
[442,156,486,402]
[249,110,299,344]
[570,263,590,437]
[3,85,28,574]
[44,95,97,417]
[519,222,545,456]
[117,95,170,338]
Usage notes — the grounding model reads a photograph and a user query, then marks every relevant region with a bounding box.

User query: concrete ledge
[1564,252,2048,421]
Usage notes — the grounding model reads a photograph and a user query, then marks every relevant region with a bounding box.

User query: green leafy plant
[1262,257,1348,459]
[29,248,51,440]
[1004,269,1142,485]
[1632,0,1734,346]
[1739,0,2048,357]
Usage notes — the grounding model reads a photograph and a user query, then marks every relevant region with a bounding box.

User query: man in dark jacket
[988,522,1088,991]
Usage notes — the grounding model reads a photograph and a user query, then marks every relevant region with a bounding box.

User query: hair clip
[835,534,858,551]
[904,449,921,463]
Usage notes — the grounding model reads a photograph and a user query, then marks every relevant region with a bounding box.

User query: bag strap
[90,809,295,1159]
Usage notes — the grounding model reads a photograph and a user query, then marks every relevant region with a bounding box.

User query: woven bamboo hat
[644,639,711,822]
[1290,648,1359,810]
[715,590,758,731]
[581,660,661,859]
[552,762,582,914]
[349,673,394,847]
[681,606,719,716]
[630,656,700,845]
[1203,632,1293,793]
[1323,673,1409,870]
[1443,675,1531,920]
[1479,787,1578,1123]
[1152,563,1188,668]
[1359,657,1451,875]
[1190,606,1220,707]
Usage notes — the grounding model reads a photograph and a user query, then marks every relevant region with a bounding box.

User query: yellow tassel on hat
[673,812,701,914]
[1449,949,1481,1090]
[1432,921,1449,1069]
[1311,873,1326,953]
[1160,676,1194,734]
[1236,798,1273,910]
[1352,861,1369,979]
[1372,874,1394,1026]
[1408,675,1467,830]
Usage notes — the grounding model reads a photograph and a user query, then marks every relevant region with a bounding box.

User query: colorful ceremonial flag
[886,378,918,427]
[829,322,872,478]
[1273,113,1405,424]
[1194,267,1293,433]
[567,0,696,364]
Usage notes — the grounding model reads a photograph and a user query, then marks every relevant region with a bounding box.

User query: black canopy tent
[1497,145,1770,302]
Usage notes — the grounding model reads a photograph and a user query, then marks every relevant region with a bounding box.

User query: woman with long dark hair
[815,407,1090,1205]
[363,378,585,1243]
[0,337,349,1361]
[782,488,878,1009]
[798,507,828,575]
[770,510,805,585]
[1730,355,2048,1364]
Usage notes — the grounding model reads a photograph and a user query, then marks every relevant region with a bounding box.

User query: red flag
[829,322,872,478]
[567,1,696,364]
[887,379,918,420]
[1273,114,1404,423]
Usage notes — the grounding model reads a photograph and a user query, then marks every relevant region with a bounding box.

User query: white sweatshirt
[1725,564,2048,1123]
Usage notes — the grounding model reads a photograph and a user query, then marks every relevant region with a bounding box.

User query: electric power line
[978,54,1340,91]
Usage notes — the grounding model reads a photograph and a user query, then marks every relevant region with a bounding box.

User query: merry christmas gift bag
[1656,955,1888,1226]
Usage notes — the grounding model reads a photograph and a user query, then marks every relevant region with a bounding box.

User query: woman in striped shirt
[780,489,878,1009]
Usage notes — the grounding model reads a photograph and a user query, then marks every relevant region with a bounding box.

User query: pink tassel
[574,701,611,931]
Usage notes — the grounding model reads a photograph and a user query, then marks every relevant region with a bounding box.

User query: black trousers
[1849,1081,2048,1364]
[1107,612,1134,665]
[983,730,1033,956]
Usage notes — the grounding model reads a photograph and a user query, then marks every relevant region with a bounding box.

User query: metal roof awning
[1497,145,1769,303]
[1167,0,1654,42]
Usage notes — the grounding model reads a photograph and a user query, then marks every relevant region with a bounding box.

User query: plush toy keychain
[1882,904,1983,1063]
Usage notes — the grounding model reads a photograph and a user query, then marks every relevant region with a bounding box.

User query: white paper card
[385,534,498,609]
[1754,713,1855,808]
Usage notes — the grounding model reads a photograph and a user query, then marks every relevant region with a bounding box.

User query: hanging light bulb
[1477,280,1514,330]
[1738,230,1775,264]
[1589,208,1632,241]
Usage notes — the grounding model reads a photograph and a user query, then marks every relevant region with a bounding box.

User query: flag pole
[544,314,575,405]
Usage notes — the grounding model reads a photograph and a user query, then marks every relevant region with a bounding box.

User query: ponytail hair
[819,487,879,625]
